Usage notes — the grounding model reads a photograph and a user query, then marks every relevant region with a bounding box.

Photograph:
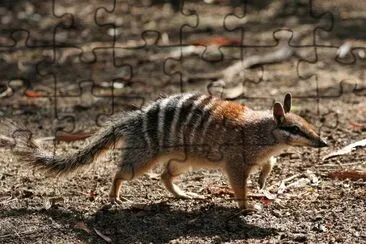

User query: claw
[258,179,266,190]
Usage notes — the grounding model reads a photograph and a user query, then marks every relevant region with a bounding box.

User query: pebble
[292,233,307,242]
[9,79,24,87]
[319,224,327,232]
[314,215,323,221]
[272,209,282,218]
[290,153,300,159]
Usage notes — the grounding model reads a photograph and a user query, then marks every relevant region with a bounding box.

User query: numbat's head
[271,94,328,148]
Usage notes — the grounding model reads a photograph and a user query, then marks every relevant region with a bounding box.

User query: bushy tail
[0,119,124,176]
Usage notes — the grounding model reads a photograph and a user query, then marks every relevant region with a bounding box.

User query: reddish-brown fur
[213,100,246,123]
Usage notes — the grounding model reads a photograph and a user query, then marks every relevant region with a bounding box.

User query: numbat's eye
[282,126,301,135]
[291,126,300,134]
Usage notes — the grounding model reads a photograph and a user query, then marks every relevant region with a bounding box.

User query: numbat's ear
[283,93,292,113]
[273,102,285,124]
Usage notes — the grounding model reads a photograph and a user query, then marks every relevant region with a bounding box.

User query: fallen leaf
[55,131,94,142]
[329,170,366,180]
[323,139,366,160]
[249,190,277,200]
[94,228,112,243]
[0,86,13,98]
[74,221,91,234]
[262,190,277,200]
[43,197,65,210]
[349,121,365,129]
[188,218,198,224]
[286,178,311,189]
[0,135,14,147]
[134,210,149,217]
[207,186,234,196]
[89,191,97,201]
[277,174,310,194]
[260,197,273,206]
[24,89,43,97]
[277,174,301,194]
[190,37,241,46]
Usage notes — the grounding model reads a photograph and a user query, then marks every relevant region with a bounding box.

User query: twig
[267,173,301,191]
[185,41,294,83]
[285,178,311,189]
[319,161,366,168]
[323,139,366,161]
[281,173,302,184]
[0,228,47,239]
[0,196,17,205]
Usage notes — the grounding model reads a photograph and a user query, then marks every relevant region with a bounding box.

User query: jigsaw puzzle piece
[114,30,190,96]
[50,1,149,130]
[0,2,57,49]
[197,29,301,100]
[224,0,334,47]
[297,42,364,99]
[0,1,74,88]
[88,0,196,96]
[51,0,116,47]
[156,1,248,92]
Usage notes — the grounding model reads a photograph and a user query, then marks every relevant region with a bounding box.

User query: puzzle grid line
[0,0,364,164]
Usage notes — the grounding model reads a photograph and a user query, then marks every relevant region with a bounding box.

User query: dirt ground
[0,1,365,243]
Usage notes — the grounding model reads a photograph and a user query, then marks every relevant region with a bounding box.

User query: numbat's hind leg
[161,160,204,199]
[109,156,158,204]
[109,167,134,204]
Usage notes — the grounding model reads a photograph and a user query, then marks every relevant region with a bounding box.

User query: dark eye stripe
[281,126,311,140]
[285,126,299,134]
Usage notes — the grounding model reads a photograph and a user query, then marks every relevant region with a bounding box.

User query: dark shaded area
[0,0,365,243]
[0,203,278,243]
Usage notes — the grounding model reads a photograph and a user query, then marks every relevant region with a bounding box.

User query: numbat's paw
[109,196,130,205]
[238,201,263,213]
[243,203,263,214]
[258,178,266,190]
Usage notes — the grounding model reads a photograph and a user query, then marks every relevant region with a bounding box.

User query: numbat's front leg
[225,161,253,210]
[258,157,276,190]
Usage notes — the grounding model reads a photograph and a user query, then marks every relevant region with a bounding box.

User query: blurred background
[0,1,365,243]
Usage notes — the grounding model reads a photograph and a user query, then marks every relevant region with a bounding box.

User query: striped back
[141,93,246,153]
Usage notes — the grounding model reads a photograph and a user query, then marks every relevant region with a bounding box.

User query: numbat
[6,93,327,210]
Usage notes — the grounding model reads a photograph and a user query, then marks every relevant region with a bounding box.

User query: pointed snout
[314,137,328,148]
